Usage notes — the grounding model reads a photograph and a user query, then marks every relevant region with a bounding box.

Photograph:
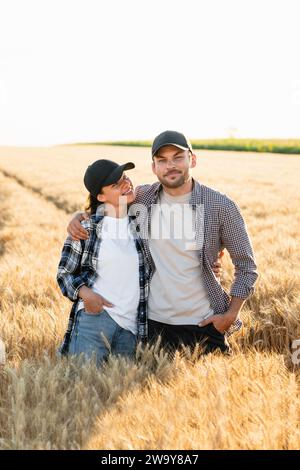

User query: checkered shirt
[127,178,258,336]
[57,206,150,355]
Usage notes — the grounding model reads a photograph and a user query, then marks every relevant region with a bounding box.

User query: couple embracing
[57,130,258,366]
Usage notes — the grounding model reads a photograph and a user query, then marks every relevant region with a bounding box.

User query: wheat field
[0,145,299,450]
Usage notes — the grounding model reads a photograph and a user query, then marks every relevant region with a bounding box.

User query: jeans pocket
[82,308,105,317]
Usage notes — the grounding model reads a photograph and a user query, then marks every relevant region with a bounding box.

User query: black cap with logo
[84,159,135,197]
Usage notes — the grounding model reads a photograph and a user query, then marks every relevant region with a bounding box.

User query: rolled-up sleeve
[220,198,258,299]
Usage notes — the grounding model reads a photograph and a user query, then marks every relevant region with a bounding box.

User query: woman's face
[97,173,135,208]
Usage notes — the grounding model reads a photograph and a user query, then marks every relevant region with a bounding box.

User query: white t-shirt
[148,190,214,325]
[78,215,140,335]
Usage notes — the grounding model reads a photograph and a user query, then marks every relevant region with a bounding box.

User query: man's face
[152,145,196,188]
[97,173,135,207]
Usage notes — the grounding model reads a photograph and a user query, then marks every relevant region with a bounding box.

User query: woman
[57,159,149,366]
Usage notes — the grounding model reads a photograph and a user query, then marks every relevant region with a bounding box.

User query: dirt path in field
[0,168,77,214]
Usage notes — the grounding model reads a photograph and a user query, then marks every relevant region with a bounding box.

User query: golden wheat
[0,146,299,449]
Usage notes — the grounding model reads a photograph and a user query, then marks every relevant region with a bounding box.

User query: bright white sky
[0,0,299,146]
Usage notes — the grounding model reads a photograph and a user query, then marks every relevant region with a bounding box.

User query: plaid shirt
[57,206,150,355]
[127,178,258,335]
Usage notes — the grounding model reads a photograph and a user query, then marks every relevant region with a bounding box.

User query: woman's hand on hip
[79,286,114,314]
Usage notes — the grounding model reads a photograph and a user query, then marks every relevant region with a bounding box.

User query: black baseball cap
[84,159,135,197]
[151,130,193,158]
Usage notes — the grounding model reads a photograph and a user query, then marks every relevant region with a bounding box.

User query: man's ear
[151,160,157,175]
[190,152,197,169]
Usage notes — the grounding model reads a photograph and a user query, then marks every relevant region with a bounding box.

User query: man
[68,131,258,354]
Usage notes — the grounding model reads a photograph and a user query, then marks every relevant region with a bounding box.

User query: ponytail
[85,193,103,215]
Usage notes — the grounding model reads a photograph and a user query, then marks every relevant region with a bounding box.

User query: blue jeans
[68,309,137,366]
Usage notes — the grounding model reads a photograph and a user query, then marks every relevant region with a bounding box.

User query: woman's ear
[97,193,105,203]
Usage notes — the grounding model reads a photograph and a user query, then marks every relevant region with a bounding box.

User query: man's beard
[158,171,189,188]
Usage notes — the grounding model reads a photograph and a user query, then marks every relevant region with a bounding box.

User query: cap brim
[103,162,135,186]
[152,143,189,157]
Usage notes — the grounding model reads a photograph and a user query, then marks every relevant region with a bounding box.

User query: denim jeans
[68,309,137,366]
